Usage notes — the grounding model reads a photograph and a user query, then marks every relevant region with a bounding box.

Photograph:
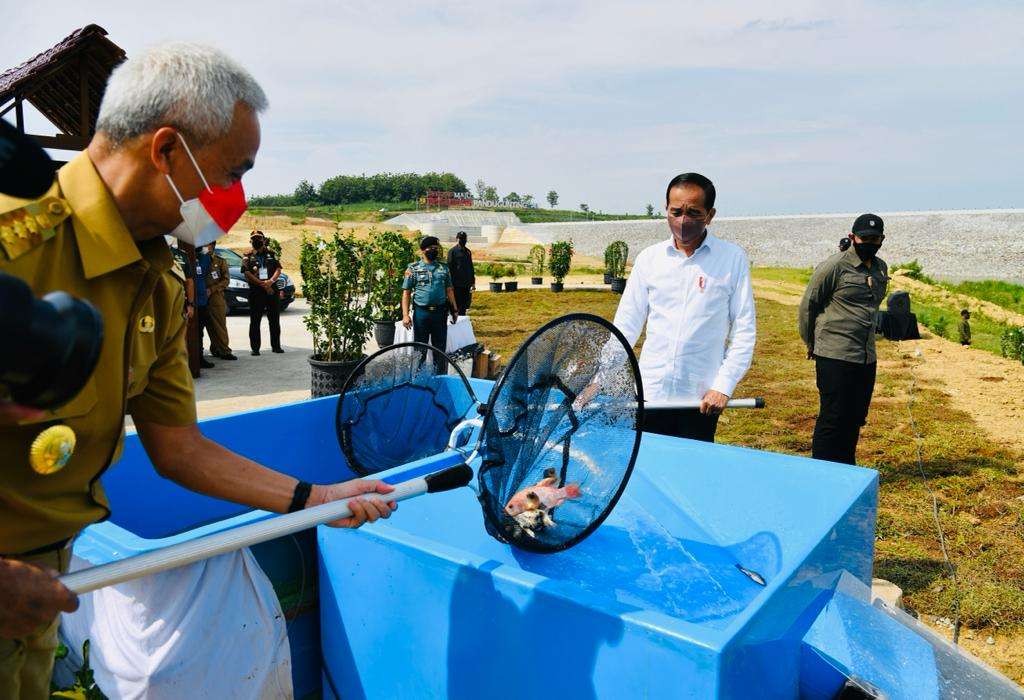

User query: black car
[171,246,296,314]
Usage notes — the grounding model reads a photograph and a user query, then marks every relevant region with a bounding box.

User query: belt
[4,537,71,558]
[414,303,447,312]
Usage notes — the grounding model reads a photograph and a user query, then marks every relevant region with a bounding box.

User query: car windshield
[216,248,244,267]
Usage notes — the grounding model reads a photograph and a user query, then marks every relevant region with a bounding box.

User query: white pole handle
[645,398,765,410]
[61,463,472,595]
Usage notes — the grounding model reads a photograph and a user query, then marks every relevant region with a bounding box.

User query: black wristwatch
[288,480,313,513]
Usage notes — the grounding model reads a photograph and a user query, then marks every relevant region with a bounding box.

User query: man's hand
[699,390,729,416]
[572,381,601,412]
[806,348,815,360]
[308,480,397,528]
[0,401,45,427]
[450,309,459,325]
[402,313,413,330]
[0,558,78,639]
[184,303,194,320]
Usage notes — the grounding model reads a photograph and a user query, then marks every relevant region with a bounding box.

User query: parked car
[171,246,296,314]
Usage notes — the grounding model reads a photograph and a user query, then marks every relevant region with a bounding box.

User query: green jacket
[959,318,972,344]
[798,247,889,364]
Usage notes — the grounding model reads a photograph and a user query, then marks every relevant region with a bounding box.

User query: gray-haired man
[0,43,395,696]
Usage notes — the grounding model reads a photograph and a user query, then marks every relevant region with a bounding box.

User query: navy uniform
[241,232,283,355]
[403,237,456,373]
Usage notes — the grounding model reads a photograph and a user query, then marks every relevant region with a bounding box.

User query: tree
[579,203,589,213]
[483,186,498,204]
[294,179,317,204]
[475,179,487,201]
[506,192,522,205]
[547,190,559,208]
[522,194,534,208]
[645,203,655,217]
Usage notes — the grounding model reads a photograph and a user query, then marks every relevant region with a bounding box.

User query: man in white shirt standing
[611,172,756,442]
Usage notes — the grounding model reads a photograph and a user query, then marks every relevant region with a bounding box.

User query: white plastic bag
[58,548,293,699]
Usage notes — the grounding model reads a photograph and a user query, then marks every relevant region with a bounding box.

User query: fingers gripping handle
[60,464,472,595]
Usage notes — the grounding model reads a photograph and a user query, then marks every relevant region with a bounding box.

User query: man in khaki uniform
[202,244,236,360]
[0,43,395,699]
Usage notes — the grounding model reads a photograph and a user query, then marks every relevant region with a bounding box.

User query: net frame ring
[335,341,479,476]
[477,312,644,554]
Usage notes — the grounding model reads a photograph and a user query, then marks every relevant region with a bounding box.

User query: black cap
[852,213,883,236]
[250,230,265,240]
[456,230,467,240]
[420,235,440,250]
[0,119,56,199]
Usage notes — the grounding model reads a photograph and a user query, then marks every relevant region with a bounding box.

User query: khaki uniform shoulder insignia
[0,195,72,262]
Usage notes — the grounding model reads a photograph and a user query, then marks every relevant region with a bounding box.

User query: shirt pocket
[836,270,874,305]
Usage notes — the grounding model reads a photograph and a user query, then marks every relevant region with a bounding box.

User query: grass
[942,280,1024,317]
[248,201,419,221]
[751,266,813,286]
[504,207,653,223]
[913,302,1005,354]
[469,286,1024,681]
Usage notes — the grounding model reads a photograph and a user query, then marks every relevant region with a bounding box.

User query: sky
[1,1,1022,215]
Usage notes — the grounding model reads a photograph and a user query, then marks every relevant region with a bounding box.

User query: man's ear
[150,127,179,175]
[705,207,717,226]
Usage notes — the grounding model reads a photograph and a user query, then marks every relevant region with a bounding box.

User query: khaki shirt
[798,247,889,365]
[0,152,196,554]
[206,254,230,296]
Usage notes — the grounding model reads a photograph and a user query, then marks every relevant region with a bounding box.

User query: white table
[394,314,477,352]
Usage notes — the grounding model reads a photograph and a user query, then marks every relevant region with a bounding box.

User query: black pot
[504,281,518,292]
[610,277,627,294]
[550,282,564,292]
[603,272,613,284]
[489,282,503,292]
[309,355,364,398]
[531,276,543,285]
[374,320,396,348]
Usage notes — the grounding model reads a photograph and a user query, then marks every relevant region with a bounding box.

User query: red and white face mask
[165,133,247,247]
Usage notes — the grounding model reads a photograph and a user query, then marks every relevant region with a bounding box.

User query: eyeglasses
[668,206,709,221]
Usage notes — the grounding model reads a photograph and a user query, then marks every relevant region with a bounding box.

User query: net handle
[60,463,472,595]
[645,397,765,410]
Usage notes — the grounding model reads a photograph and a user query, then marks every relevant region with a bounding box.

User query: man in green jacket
[799,214,889,465]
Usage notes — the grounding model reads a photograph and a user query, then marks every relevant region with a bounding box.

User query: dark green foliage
[548,240,574,284]
[300,232,373,361]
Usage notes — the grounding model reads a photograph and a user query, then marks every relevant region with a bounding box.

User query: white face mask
[164,133,247,247]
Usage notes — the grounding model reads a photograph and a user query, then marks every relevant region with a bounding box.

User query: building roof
[0,24,126,138]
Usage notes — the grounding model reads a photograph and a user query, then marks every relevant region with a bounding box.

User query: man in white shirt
[611,173,756,442]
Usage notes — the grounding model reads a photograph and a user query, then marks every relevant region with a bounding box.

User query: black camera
[0,119,104,410]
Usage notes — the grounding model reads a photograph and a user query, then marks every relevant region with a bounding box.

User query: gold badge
[29,425,76,475]
[139,315,155,333]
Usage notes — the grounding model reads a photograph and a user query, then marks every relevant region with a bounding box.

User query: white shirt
[612,232,756,402]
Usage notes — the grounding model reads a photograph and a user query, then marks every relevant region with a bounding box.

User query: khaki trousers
[205,291,232,356]
[0,546,72,700]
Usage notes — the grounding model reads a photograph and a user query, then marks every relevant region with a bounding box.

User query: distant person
[195,245,215,368]
[799,213,889,465]
[402,236,458,374]
[959,309,972,346]
[611,172,756,442]
[447,230,475,312]
[242,231,283,355]
[838,237,852,252]
[203,244,236,360]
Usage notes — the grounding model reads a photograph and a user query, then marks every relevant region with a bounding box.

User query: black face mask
[853,241,881,262]
[252,240,264,250]
[424,248,439,261]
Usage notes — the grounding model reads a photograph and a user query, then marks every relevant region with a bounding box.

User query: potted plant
[548,240,573,292]
[365,230,415,347]
[300,232,374,397]
[488,263,505,292]
[608,240,629,294]
[504,264,519,292]
[603,243,617,284]
[528,244,545,285]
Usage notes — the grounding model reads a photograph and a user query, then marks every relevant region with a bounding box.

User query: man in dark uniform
[402,236,459,373]
[799,213,889,465]
[195,245,215,368]
[446,230,475,313]
[242,231,283,355]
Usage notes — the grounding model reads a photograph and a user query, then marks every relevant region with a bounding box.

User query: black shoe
[200,358,215,368]
[251,350,260,356]
[217,353,238,361]
[272,347,284,354]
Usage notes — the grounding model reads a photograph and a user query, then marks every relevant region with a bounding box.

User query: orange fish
[504,469,582,537]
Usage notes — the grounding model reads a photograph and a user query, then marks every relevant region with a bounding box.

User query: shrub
[300,232,373,362]
[365,230,416,322]
[528,244,546,277]
[549,240,574,284]
[1000,326,1024,363]
[604,240,629,279]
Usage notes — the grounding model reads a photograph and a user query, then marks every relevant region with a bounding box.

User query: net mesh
[336,342,476,475]
[477,313,642,553]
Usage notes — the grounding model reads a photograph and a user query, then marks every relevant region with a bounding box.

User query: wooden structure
[0,24,126,151]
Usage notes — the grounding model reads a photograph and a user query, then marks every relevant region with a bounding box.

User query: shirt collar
[58,151,173,279]
[663,230,714,257]
[842,244,867,269]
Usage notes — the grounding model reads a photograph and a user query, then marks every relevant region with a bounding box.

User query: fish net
[477,313,643,552]
[334,314,643,554]
[336,342,477,475]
